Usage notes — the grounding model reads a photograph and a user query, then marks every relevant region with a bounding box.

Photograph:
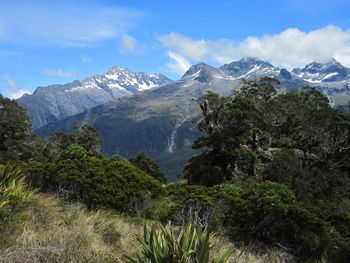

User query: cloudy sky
[1,0,350,98]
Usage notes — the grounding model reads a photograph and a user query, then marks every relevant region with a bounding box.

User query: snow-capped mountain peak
[106,66,131,75]
[181,63,222,82]
[292,59,350,83]
[181,57,283,83]
[17,66,172,128]
[220,57,279,79]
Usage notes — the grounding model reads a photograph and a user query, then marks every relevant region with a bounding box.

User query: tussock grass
[0,193,288,263]
[0,193,141,263]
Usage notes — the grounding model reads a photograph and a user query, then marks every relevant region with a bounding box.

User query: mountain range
[21,58,350,180]
[18,67,171,128]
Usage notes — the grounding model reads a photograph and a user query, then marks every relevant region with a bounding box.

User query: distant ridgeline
[18,66,172,129]
[31,58,350,180]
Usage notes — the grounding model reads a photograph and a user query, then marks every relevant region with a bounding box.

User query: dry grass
[0,193,289,263]
[212,238,292,263]
[0,193,142,263]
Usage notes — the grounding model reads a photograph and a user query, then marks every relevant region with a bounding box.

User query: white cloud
[119,34,137,54]
[239,26,350,69]
[158,26,350,74]
[7,89,28,99]
[166,51,191,75]
[158,33,209,61]
[0,74,29,99]
[42,69,77,78]
[0,1,145,47]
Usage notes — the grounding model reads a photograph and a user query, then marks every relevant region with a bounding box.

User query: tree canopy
[185,79,350,202]
[0,95,34,163]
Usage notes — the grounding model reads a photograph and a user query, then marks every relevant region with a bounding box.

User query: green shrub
[216,182,331,261]
[124,224,233,263]
[168,184,215,205]
[218,181,296,240]
[166,184,227,229]
[168,181,343,261]
[129,152,167,183]
[59,144,88,160]
[23,157,164,214]
[142,196,172,222]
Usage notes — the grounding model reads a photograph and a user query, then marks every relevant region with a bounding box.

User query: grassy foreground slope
[0,192,287,263]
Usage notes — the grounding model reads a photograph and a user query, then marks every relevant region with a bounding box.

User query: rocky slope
[17,67,171,128]
[35,58,350,180]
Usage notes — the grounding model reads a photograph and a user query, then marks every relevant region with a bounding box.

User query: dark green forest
[1,78,350,262]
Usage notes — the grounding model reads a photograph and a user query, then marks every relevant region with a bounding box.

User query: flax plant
[124,223,233,263]
[0,165,35,217]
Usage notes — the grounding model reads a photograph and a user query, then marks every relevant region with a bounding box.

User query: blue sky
[1,0,350,98]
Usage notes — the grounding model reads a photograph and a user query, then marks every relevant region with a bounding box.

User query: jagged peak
[221,57,275,71]
[327,58,341,65]
[181,63,216,79]
[106,66,131,75]
[292,58,350,83]
[298,58,345,71]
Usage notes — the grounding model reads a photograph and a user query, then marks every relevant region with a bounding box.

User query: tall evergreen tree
[185,78,350,198]
[0,94,34,163]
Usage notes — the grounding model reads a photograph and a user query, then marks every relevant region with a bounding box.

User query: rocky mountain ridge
[17,67,171,128]
[292,59,350,83]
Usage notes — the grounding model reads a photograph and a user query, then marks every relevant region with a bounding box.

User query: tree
[74,125,103,153]
[129,152,167,183]
[185,79,350,194]
[185,79,277,185]
[46,125,102,161]
[239,76,279,101]
[0,94,34,163]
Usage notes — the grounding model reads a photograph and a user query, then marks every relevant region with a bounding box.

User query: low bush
[168,181,350,261]
[166,185,225,228]
[23,157,165,214]
[129,152,167,183]
[216,182,350,262]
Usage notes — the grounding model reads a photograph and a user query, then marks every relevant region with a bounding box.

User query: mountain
[292,59,350,83]
[17,67,172,129]
[35,58,350,180]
